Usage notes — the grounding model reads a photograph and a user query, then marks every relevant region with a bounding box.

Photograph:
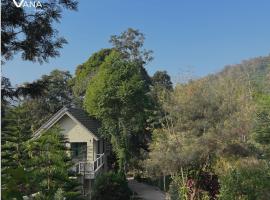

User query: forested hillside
[216,55,270,91]
[145,55,270,199]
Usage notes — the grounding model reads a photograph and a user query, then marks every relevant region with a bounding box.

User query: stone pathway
[128,178,166,200]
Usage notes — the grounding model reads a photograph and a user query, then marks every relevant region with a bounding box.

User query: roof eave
[33,107,99,140]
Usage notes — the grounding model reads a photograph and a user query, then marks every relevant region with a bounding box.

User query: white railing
[94,154,104,172]
[74,153,105,179]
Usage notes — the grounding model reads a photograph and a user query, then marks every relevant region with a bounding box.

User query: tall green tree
[152,70,173,91]
[110,28,152,85]
[1,106,34,199]
[1,77,15,105]
[84,51,153,172]
[148,71,173,130]
[1,77,15,127]
[110,28,153,64]
[71,28,153,107]
[72,48,112,106]
[22,69,74,131]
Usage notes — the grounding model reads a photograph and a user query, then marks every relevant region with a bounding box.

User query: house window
[71,142,87,160]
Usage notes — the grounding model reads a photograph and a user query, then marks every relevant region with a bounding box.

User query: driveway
[128,178,166,200]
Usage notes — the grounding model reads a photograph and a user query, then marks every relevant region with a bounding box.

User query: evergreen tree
[1,106,34,199]
[27,127,83,199]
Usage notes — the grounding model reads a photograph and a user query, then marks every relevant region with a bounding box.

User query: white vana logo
[13,0,42,8]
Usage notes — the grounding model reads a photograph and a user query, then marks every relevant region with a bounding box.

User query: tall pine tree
[27,127,83,199]
[1,106,34,199]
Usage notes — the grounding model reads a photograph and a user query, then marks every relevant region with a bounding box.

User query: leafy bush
[168,173,218,200]
[218,158,270,200]
[91,172,131,200]
[168,179,181,200]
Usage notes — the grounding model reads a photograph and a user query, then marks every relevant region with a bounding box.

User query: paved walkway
[128,178,166,200]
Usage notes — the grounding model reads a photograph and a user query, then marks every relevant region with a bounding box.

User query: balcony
[73,153,105,179]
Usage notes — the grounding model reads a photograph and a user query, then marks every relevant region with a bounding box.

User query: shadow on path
[128,178,166,200]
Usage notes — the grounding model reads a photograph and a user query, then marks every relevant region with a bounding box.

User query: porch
[73,153,105,179]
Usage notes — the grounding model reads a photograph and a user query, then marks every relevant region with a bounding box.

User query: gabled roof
[34,107,101,140]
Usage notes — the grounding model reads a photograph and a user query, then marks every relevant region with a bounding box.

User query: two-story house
[34,107,107,196]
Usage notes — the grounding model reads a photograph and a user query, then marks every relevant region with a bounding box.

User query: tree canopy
[152,70,173,90]
[145,55,270,199]
[21,70,74,131]
[1,106,82,199]
[72,48,112,106]
[84,50,154,172]
[1,0,77,64]
[1,106,33,199]
[109,28,153,64]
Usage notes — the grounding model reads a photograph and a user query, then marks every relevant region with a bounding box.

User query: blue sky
[2,0,270,85]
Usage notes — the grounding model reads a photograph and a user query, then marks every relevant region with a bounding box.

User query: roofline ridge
[33,106,100,140]
[33,106,68,137]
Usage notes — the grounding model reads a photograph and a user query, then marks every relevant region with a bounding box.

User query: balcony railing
[73,153,105,179]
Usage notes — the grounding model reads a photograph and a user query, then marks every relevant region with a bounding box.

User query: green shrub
[168,180,180,200]
[219,158,270,200]
[91,172,131,200]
